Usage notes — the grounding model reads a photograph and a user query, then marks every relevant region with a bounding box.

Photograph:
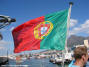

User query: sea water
[2,58,68,67]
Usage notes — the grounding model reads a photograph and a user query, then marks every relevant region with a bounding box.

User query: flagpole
[65,2,73,53]
[62,2,73,67]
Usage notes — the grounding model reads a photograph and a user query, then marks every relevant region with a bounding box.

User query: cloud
[0,40,12,45]
[69,20,89,36]
[0,40,13,51]
[81,20,89,29]
[87,31,89,34]
[0,47,6,49]
[70,19,78,27]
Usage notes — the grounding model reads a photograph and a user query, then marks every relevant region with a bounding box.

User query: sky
[0,0,89,55]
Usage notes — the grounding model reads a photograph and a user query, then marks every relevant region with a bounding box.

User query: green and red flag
[12,9,69,53]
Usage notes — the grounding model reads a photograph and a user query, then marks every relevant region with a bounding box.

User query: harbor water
[2,58,68,67]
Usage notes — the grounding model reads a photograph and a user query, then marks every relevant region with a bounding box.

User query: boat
[49,52,72,64]
[0,51,9,66]
[0,57,8,66]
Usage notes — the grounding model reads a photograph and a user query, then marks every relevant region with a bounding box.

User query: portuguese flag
[12,9,69,53]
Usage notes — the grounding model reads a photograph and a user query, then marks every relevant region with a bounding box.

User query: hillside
[67,35,89,47]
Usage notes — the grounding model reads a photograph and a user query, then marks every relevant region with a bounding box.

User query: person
[68,46,88,67]
[85,51,89,67]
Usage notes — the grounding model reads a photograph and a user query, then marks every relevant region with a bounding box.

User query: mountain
[67,35,89,47]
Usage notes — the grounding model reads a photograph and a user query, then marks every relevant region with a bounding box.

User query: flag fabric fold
[12,9,68,53]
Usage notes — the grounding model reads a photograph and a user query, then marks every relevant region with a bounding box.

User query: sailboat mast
[65,2,73,53]
[7,50,8,62]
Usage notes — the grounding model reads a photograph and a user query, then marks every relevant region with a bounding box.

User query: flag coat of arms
[12,9,68,53]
